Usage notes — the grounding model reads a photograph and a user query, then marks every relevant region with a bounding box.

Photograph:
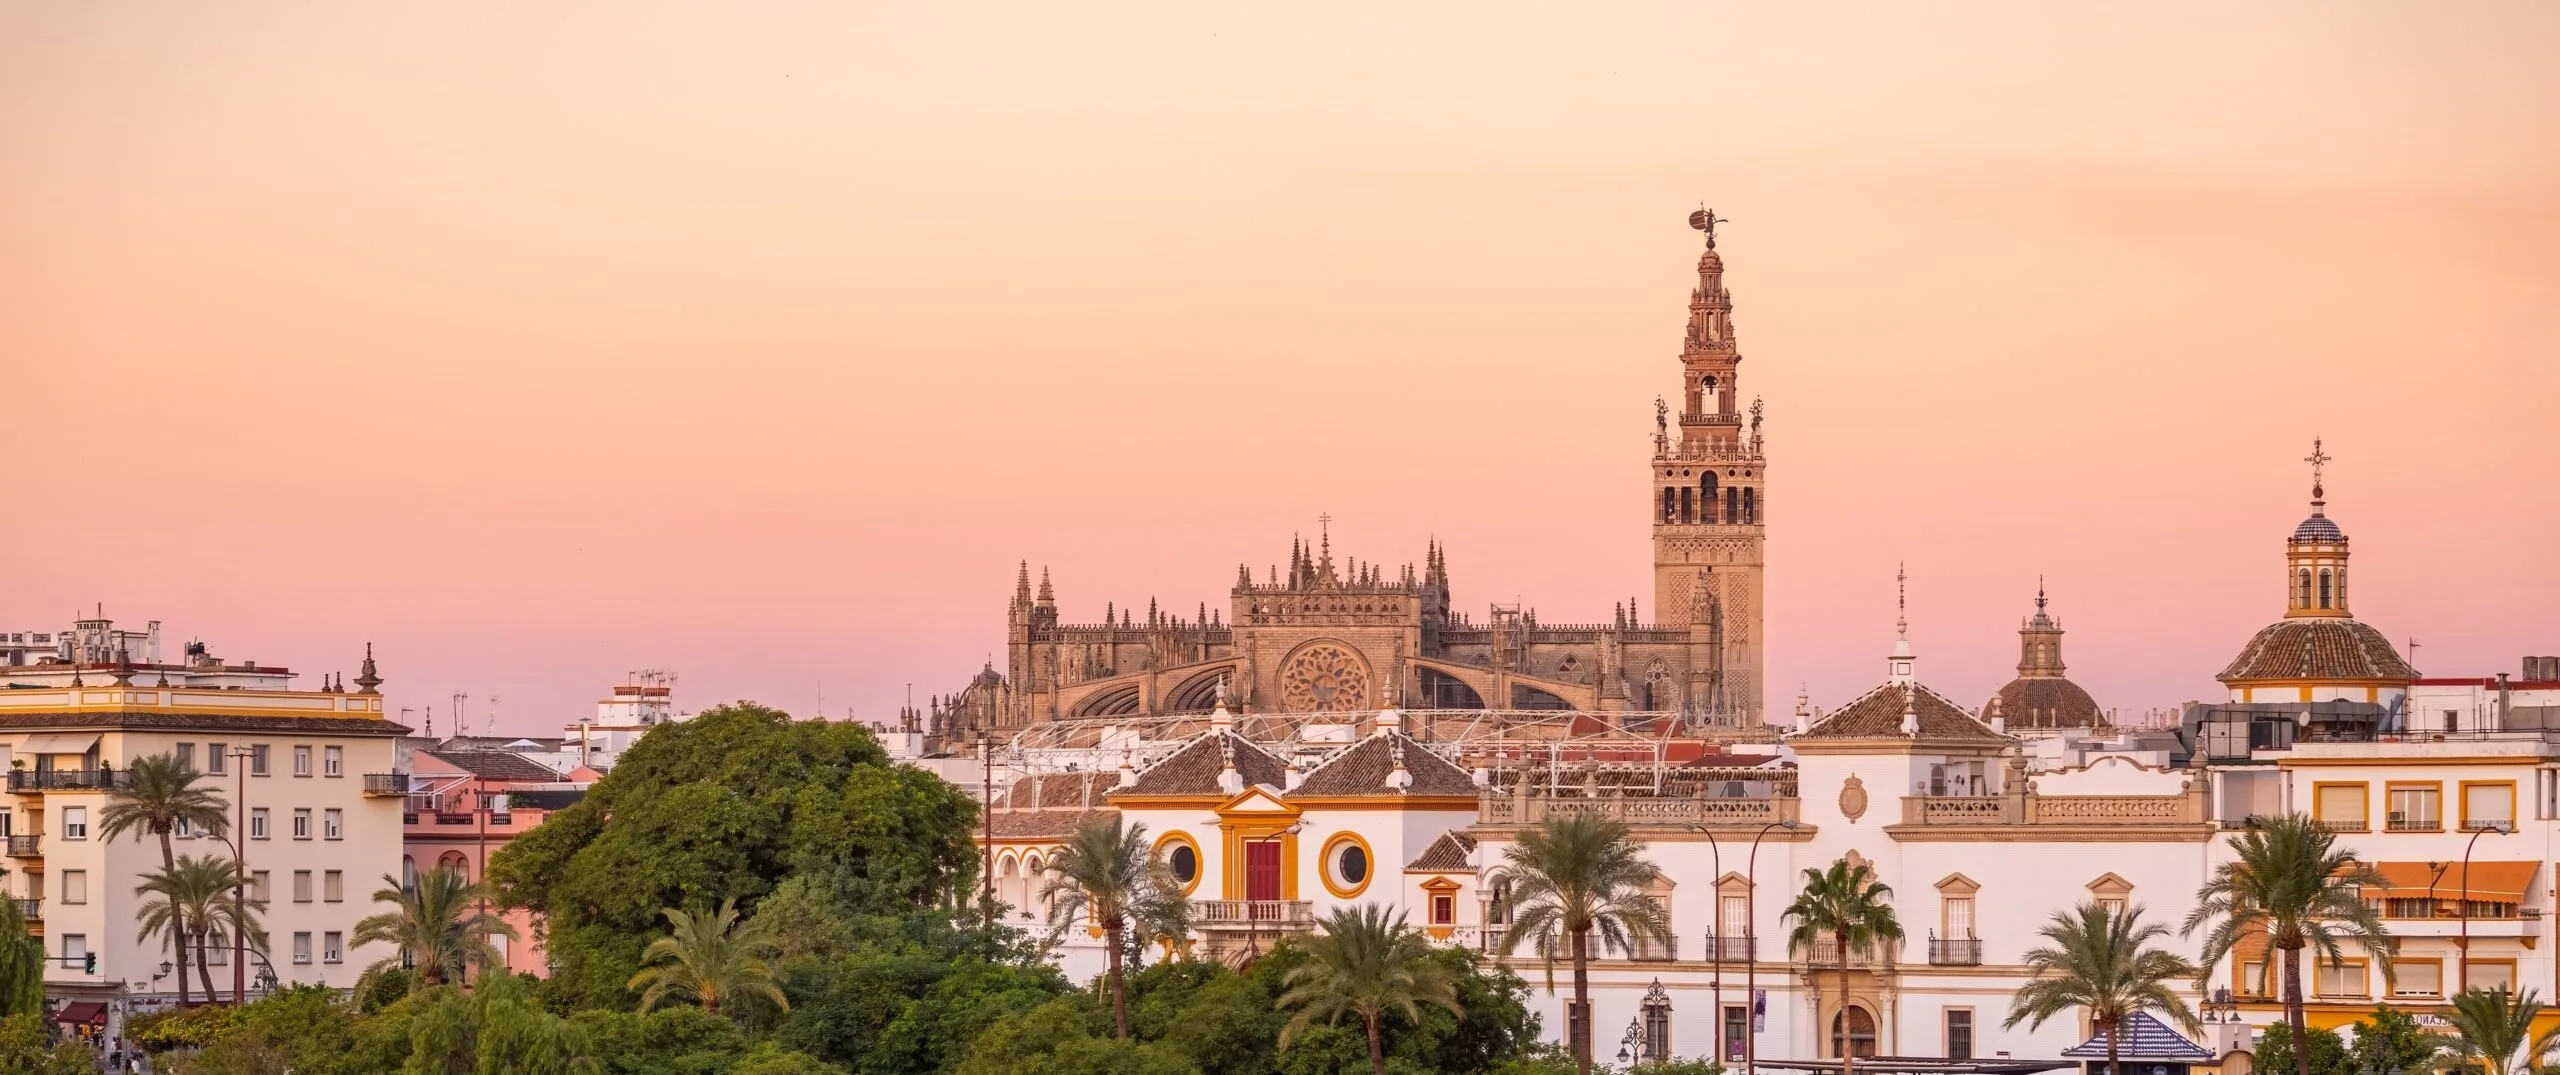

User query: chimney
[2497,673,2512,730]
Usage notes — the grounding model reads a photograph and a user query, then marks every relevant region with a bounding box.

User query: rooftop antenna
[452,691,470,739]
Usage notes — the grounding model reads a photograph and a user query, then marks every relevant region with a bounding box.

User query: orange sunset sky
[4,4,2554,735]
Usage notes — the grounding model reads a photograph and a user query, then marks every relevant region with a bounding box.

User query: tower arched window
[2318,569,2333,609]
[1679,486,1694,524]
[1661,488,1676,523]
[1700,473,1719,523]
[1726,487,1740,523]
[1742,487,1756,524]
[2298,569,2314,609]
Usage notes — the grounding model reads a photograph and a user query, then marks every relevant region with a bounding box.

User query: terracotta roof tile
[1987,677,2106,730]
[1005,771,1121,810]
[1798,682,2007,742]
[2218,619,2416,683]
[0,712,413,737]
[423,750,566,782]
[1404,831,1477,872]
[990,808,1117,840]
[1288,733,1478,798]
[1119,731,1286,796]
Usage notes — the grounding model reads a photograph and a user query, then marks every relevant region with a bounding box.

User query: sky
[3,3,2554,738]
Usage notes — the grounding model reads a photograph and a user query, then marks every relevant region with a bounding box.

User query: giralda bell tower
[1649,208,1766,722]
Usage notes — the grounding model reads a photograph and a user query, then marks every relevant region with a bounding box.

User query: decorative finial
[354,643,382,695]
[1688,206,1729,249]
[2036,576,2047,613]
[2304,437,2331,503]
[1896,561,1909,641]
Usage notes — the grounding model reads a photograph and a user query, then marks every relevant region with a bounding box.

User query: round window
[1167,844,1198,886]
[1337,843,1368,885]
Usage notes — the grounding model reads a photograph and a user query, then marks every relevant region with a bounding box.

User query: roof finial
[2304,437,2331,506]
[2036,575,2047,613]
[1689,205,1728,250]
[1896,561,1909,641]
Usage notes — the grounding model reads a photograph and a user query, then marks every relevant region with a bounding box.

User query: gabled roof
[1288,732,1477,799]
[1005,771,1120,810]
[1797,682,2009,743]
[1405,831,1477,872]
[1118,731,1287,797]
[423,750,567,783]
[2060,1011,2211,1061]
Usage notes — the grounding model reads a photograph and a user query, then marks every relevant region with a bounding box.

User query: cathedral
[925,213,1770,745]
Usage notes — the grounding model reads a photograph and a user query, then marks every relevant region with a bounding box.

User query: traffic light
[82,952,95,974]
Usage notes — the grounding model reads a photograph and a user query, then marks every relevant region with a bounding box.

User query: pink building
[402,750,592,976]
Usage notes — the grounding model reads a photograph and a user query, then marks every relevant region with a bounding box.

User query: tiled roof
[2061,1011,2211,1061]
[1005,771,1120,810]
[424,750,567,783]
[1288,733,1478,798]
[1798,682,2008,742]
[1119,731,1286,796]
[2218,618,2415,683]
[1987,677,2105,729]
[1405,831,1477,872]
[990,808,1116,840]
[0,712,413,737]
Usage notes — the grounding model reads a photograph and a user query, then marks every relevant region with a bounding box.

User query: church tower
[1649,209,1766,722]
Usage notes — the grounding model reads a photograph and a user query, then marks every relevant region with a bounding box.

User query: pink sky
[4,4,2554,736]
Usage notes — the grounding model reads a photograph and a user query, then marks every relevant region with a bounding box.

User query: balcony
[2385,813,2441,832]
[1801,939,1880,967]
[361,773,408,797]
[1196,900,1315,932]
[1928,937,1983,966]
[13,899,37,922]
[5,770,128,794]
[1892,784,2213,836]
[4,836,37,858]
[1703,932,1757,962]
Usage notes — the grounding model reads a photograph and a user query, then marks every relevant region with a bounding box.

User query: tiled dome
[2218,618,2414,684]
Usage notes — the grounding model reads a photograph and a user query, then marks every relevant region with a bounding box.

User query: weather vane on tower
[2303,437,2331,500]
[1689,205,1729,249]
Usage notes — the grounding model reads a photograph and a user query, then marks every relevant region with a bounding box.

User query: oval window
[1337,843,1368,885]
[1168,844,1198,886]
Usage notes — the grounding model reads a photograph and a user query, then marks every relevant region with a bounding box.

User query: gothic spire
[1015,561,1033,604]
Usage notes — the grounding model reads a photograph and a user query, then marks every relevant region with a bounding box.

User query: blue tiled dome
[2291,513,2345,542]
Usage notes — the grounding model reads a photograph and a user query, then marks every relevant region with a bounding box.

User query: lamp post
[1618,1013,1644,1067]
[1745,818,1798,1075]
[2458,820,2512,992]
[1685,823,1725,1064]
[226,745,254,1005]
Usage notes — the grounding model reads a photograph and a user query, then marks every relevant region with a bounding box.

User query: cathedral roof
[1288,731,1478,799]
[1118,730,1288,797]
[1799,681,2009,743]
[2291,513,2345,542]
[1986,678,2105,730]
[2218,618,2416,684]
[1404,831,1477,873]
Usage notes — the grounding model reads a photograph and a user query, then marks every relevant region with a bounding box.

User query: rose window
[1280,643,1371,713]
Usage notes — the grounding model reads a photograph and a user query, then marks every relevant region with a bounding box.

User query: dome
[2218,618,2415,684]
[2291,514,2345,542]
[1986,677,2104,730]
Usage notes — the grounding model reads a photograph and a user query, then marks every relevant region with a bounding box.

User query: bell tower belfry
[1648,208,1766,723]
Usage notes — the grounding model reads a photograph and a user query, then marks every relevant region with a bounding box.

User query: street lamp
[1685,822,1726,1064]
[1745,818,1799,1075]
[2458,820,2513,992]
[1618,1014,1644,1067]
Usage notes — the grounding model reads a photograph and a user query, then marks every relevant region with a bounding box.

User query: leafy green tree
[2347,1004,2448,1075]
[1783,858,1905,1068]
[730,1041,851,1075]
[628,898,789,1020]
[403,974,598,1075]
[490,703,981,1007]
[101,751,231,1007]
[2185,813,2393,1075]
[0,1014,93,1075]
[2006,902,2200,1075]
[0,898,43,1019]
[2443,987,2557,1075]
[1277,904,1463,1075]
[2254,1020,2352,1075]
[571,1005,752,1075]
[857,958,1066,1075]
[955,996,1200,1075]
[1040,815,1185,1039]
[354,866,518,991]
[1494,814,1669,1075]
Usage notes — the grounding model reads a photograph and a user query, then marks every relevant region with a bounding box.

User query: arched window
[1742,487,1756,524]
[438,850,469,881]
[1679,486,1694,524]
[1725,486,1740,523]
[2319,569,2333,609]
[2299,569,2314,608]
[1640,982,1672,1062]
[1662,487,1676,523]
[1023,855,1045,920]
[1700,473,1719,523]
[402,856,417,890]
[1832,1005,1878,1059]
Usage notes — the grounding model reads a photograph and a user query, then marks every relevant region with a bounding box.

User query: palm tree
[1278,904,1464,1075]
[1494,813,1670,1075]
[2007,902,2203,1075]
[134,854,257,1003]
[1783,858,1905,1070]
[100,752,229,1006]
[2185,813,2393,1075]
[351,866,516,991]
[2443,987,2555,1075]
[626,898,788,1020]
[1039,815,1186,1039]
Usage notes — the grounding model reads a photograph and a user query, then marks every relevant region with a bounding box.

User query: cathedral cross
[2303,438,2331,497]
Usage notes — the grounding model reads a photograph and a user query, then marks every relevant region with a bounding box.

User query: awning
[2367,860,2538,901]
[15,733,99,756]
[2061,1012,2213,1061]
[49,1001,105,1026]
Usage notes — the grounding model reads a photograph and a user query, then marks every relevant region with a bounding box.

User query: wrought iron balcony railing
[1928,937,1982,966]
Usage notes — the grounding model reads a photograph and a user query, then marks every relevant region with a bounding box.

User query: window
[1632,877,1676,959]
[324,870,344,902]
[250,871,271,902]
[174,815,196,839]
[1725,1006,1748,1062]
[1429,891,1456,925]
[61,935,86,971]
[2392,961,2443,998]
[176,743,195,771]
[61,806,86,840]
[292,808,311,839]
[2096,897,2127,917]
[1641,994,1671,1063]
[208,744,227,775]
[1166,844,1198,889]
[1720,894,1749,943]
[324,746,343,777]
[292,932,312,964]
[2315,960,2366,998]
[293,870,313,903]
[1320,833,1373,898]
[324,809,342,840]
[2386,783,2442,831]
[293,745,311,776]
[1944,896,1976,938]
[2315,783,2370,831]
[1946,1010,1975,1061]
[250,744,270,775]
[250,808,269,840]
[2471,961,2518,993]
[2319,569,2333,609]
[2239,962,2270,997]
[61,870,85,905]
[2464,782,2517,832]
[323,931,342,964]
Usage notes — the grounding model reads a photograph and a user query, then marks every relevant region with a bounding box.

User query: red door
[1245,840,1282,902]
